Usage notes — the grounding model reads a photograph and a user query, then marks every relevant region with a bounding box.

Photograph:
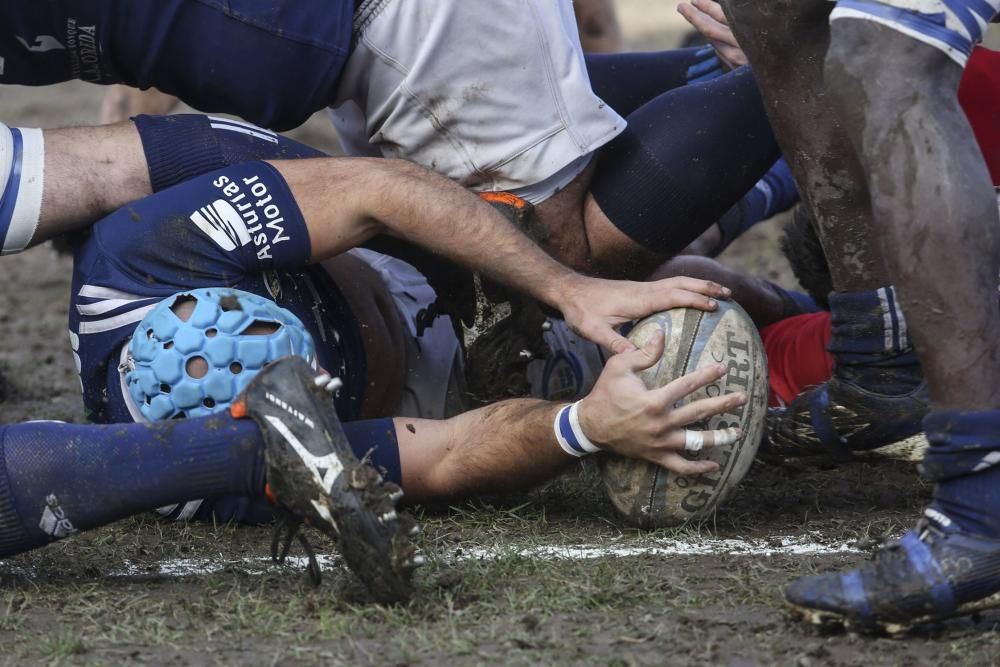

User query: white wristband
[554,401,602,458]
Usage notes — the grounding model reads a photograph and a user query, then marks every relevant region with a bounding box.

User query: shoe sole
[854,433,928,464]
[763,432,929,467]
[233,357,420,603]
[786,591,1000,635]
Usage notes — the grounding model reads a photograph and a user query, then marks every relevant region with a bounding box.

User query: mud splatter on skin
[826,19,1000,408]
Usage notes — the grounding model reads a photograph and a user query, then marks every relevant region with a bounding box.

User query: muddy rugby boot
[785,508,1000,634]
[764,377,929,461]
[764,284,931,461]
[230,356,420,603]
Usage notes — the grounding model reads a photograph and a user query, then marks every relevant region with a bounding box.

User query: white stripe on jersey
[77,297,156,316]
[78,284,151,301]
[78,303,156,335]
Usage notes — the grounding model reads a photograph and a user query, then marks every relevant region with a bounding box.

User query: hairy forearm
[398,399,572,502]
[312,158,581,308]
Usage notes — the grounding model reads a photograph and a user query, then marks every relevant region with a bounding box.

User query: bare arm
[395,331,747,503]
[651,255,791,327]
[274,157,579,302]
[395,400,568,502]
[274,157,733,353]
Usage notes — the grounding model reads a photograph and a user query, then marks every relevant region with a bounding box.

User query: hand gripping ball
[124,288,315,420]
[598,301,768,527]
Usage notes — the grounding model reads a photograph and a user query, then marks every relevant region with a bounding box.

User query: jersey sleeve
[94,161,312,288]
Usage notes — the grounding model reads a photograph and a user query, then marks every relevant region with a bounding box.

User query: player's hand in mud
[577,328,746,475]
[560,275,731,355]
[677,0,748,69]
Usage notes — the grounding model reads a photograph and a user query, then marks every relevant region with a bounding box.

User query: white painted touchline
[461,535,860,561]
[0,535,862,579]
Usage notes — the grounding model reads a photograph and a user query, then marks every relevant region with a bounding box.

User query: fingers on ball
[659,452,719,476]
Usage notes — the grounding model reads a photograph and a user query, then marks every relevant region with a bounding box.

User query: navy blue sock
[0,415,404,552]
[0,415,265,557]
[586,47,726,117]
[188,417,403,525]
[715,157,799,253]
[590,66,780,255]
[826,287,922,394]
[923,410,1000,537]
[133,114,326,193]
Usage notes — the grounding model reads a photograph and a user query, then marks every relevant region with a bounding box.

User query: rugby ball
[598,301,768,528]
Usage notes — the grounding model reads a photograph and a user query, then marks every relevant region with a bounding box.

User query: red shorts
[961,47,1000,188]
[760,312,832,407]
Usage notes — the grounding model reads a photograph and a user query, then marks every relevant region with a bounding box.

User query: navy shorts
[0,0,354,130]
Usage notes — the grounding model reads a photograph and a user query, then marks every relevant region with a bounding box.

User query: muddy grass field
[2,2,1000,665]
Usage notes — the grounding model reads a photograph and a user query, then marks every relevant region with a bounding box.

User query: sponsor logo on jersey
[39,494,78,539]
[263,271,283,300]
[207,174,292,260]
[15,35,65,52]
[190,199,252,252]
[65,20,102,82]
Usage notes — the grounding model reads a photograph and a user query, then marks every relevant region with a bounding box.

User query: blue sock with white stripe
[715,157,798,253]
[923,410,1000,538]
[133,114,325,193]
[827,287,922,394]
[0,122,45,256]
[684,46,726,84]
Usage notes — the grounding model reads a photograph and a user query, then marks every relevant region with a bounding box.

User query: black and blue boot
[785,508,1000,633]
[785,410,1000,632]
[765,286,928,460]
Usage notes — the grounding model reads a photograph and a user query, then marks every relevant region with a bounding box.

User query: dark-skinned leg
[720,0,893,303]
[721,0,927,456]
[783,20,1000,630]
[721,0,889,291]
[826,23,1000,411]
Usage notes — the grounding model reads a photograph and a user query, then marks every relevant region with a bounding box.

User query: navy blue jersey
[0,0,353,130]
[70,161,367,424]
